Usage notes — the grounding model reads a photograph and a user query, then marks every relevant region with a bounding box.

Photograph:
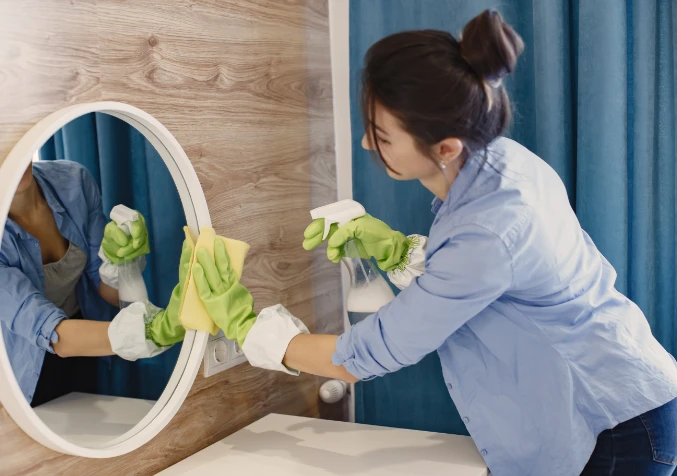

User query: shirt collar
[33,169,65,215]
[4,167,66,239]
[4,217,24,238]
[431,197,443,215]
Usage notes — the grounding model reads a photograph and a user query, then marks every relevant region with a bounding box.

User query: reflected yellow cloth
[179,226,250,335]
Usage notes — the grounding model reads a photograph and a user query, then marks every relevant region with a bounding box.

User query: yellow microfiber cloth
[179,226,250,335]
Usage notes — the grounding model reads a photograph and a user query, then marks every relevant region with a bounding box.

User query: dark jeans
[31,312,99,408]
[581,397,677,475]
[31,351,98,407]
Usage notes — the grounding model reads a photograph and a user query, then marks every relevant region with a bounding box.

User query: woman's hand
[98,210,151,292]
[302,218,340,250]
[101,211,150,265]
[193,236,311,375]
[192,238,256,348]
[108,230,193,359]
[303,214,412,272]
[146,231,194,347]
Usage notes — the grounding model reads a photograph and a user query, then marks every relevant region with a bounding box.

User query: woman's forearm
[99,282,119,307]
[283,334,359,383]
[52,320,113,358]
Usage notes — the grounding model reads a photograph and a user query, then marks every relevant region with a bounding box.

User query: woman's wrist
[282,333,359,383]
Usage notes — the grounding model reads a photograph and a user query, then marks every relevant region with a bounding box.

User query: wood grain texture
[0,1,345,474]
[0,0,102,160]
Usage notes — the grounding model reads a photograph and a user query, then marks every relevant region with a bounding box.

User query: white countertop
[33,392,156,446]
[160,413,488,475]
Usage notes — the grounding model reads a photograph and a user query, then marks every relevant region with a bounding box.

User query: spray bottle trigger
[310,199,367,242]
[110,205,139,236]
[322,219,335,241]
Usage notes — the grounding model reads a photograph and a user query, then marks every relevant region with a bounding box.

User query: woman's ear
[435,138,464,168]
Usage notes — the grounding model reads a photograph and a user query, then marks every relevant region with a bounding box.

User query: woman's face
[15,164,34,195]
[361,103,441,181]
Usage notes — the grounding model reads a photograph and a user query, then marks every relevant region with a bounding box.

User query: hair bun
[460,9,524,84]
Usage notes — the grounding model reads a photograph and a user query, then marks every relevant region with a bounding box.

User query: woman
[192,10,677,476]
[0,159,188,406]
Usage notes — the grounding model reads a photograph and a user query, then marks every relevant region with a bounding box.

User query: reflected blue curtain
[350,0,676,434]
[40,112,185,400]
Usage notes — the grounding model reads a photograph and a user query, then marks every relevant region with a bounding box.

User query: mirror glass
[1,112,187,446]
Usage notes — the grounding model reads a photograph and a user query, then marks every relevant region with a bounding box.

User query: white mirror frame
[0,102,210,457]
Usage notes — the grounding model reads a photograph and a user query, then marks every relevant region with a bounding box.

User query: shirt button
[481,449,488,456]
[34,243,39,247]
[447,383,453,391]
[463,417,469,423]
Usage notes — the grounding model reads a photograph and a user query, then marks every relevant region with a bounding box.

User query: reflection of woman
[0,160,187,406]
[193,11,677,476]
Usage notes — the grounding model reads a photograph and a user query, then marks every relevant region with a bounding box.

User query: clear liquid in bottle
[343,240,395,324]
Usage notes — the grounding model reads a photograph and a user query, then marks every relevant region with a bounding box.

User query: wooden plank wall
[0,1,345,474]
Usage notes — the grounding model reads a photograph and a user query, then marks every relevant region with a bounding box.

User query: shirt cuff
[38,310,67,354]
[331,328,376,381]
[109,302,170,361]
[242,304,309,375]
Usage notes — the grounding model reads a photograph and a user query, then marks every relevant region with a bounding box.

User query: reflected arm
[52,320,113,357]
[99,281,119,307]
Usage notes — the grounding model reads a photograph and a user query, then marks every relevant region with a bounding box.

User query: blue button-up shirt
[0,160,115,403]
[333,138,677,476]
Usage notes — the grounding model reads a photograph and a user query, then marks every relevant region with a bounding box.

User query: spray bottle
[310,200,395,325]
[110,204,149,309]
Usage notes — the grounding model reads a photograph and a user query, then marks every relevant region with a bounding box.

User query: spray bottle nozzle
[310,199,367,240]
[110,204,139,236]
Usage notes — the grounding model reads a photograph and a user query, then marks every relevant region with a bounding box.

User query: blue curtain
[40,112,185,400]
[350,0,676,434]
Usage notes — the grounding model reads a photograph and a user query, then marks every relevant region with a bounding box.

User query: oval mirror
[0,102,209,457]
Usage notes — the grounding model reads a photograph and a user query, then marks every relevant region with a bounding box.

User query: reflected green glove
[192,239,256,348]
[326,214,412,272]
[102,212,151,265]
[146,233,193,346]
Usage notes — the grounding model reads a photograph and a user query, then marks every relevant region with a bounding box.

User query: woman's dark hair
[361,9,524,170]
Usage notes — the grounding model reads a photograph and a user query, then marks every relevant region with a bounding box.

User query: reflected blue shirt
[333,138,677,476]
[0,161,115,403]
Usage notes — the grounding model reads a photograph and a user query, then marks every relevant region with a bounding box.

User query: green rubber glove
[303,218,372,258]
[192,239,256,348]
[326,214,412,272]
[146,234,193,346]
[302,219,339,250]
[102,212,151,265]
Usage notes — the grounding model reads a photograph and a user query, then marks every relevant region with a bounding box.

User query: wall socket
[203,330,247,378]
